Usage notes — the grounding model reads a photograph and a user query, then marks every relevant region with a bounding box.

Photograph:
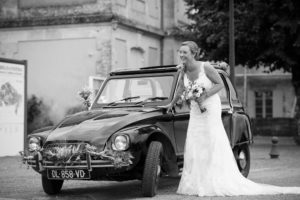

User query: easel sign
[0,58,27,156]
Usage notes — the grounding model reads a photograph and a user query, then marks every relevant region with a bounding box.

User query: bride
[166,41,300,196]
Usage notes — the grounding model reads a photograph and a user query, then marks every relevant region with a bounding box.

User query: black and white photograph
[0,0,300,199]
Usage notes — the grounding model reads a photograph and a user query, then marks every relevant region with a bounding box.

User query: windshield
[95,75,174,105]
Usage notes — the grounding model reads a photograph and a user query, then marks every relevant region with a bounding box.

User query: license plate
[47,169,90,180]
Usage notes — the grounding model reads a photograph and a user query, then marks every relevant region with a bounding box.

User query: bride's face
[178,45,195,65]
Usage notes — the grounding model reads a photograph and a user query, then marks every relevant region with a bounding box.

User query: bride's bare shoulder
[200,61,215,72]
[201,61,214,72]
[203,61,213,68]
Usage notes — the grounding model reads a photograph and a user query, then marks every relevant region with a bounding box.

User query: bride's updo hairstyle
[181,41,200,60]
[180,41,201,72]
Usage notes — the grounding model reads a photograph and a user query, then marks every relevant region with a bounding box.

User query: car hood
[45,107,162,147]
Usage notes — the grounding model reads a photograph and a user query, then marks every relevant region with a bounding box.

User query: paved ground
[0,136,300,200]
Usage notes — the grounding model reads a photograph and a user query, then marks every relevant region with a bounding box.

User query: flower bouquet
[181,82,207,113]
[78,87,92,109]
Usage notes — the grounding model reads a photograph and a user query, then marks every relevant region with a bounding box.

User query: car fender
[27,126,54,146]
[116,124,178,176]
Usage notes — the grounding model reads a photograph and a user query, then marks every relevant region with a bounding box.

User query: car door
[171,71,189,154]
[173,100,190,154]
[219,74,234,146]
[224,75,249,145]
[220,74,244,147]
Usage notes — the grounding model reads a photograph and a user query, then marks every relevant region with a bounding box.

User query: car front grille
[41,142,114,169]
[43,142,88,162]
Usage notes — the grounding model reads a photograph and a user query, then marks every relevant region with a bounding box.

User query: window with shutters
[255,91,273,118]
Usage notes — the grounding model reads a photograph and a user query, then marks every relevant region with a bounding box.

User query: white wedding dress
[177,62,300,196]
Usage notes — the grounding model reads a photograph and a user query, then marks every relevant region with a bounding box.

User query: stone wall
[0,0,111,19]
[235,75,295,118]
[251,118,298,136]
[0,24,112,122]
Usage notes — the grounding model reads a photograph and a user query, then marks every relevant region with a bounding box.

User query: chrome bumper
[22,152,116,172]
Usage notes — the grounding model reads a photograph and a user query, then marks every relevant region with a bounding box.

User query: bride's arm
[202,62,224,100]
[203,62,224,98]
[166,70,185,112]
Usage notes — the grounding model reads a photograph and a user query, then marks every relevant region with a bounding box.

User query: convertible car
[22,63,253,197]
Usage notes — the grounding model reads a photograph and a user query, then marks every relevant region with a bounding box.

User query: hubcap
[238,151,247,169]
[154,162,161,192]
[157,164,161,177]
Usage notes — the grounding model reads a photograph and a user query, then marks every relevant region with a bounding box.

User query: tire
[41,175,64,195]
[142,141,163,197]
[233,144,250,177]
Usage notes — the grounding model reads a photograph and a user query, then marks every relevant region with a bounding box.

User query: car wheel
[41,175,64,195]
[142,141,163,197]
[233,144,250,177]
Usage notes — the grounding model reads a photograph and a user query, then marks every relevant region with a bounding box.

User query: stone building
[0,0,190,121]
[0,0,296,137]
[235,66,296,136]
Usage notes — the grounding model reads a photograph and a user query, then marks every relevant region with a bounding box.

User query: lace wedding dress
[177,62,300,196]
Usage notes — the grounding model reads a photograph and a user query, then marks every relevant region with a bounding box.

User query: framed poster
[0,58,27,156]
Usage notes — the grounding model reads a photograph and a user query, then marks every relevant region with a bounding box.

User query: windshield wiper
[106,96,141,106]
[135,97,168,105]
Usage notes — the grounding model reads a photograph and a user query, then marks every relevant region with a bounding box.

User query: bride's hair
[181,41,201,60]
[180,41,201,72]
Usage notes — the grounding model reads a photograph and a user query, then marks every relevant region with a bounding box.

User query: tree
[27,95,53,134]
[176,0,300,138]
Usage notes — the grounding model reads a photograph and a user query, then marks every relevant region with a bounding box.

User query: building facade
[0,0,190,122]
[1,0,296,136]
[235,66,296,119]
[235,66,296,136]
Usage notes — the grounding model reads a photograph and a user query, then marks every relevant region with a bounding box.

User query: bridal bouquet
[181,82,207,113]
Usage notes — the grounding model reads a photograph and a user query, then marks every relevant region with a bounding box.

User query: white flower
[182,82,207,113]
[187,91,193,99]
[195,92,201,98]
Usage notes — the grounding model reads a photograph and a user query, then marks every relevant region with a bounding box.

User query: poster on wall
[0,58,27,156]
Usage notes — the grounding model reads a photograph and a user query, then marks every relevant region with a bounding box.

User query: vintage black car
[22,64,253,197]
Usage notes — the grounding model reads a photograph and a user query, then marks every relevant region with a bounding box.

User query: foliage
[177,0,300,86]
[27,95,53,134]
[78,86,92,109]
[42,143,134,168]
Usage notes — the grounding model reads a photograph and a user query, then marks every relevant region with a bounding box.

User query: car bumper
[22,151,136,173]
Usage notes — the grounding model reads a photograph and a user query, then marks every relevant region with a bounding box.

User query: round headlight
[113,135,129,151]
[28,137,41,152]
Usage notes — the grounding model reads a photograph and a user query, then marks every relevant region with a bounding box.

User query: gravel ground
[0,136,299,200]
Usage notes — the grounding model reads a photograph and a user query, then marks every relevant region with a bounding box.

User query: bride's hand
[157,103,174,113]
[176,63,184,71]
[165,103,174,113]
[195,92,207,105]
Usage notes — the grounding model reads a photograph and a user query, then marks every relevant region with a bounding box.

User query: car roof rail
[140,65,176,70]
[110,63,229,76]
[142,63,230,74]
[110,65,178,75]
